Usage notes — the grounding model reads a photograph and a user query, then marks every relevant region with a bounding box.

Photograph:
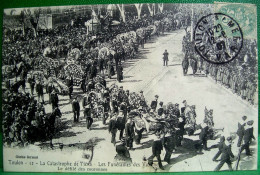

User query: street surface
[4,29,258,172]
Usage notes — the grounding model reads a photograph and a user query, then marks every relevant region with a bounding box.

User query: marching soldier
[240,120,255,156]
[213,136,226,161]
[214,137,234,171]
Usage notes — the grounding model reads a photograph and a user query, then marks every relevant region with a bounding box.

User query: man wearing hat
[236,116,247,147]
[215,136,234,171]
[150,95,159,112]
[240,120,255,156]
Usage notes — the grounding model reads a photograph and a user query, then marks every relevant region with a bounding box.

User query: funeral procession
[2,3,258,172]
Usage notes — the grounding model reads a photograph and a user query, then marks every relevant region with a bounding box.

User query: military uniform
[240,121,255,156]
[215,139,234,171]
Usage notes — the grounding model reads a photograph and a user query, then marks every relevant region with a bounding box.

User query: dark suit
[199,126,209,150]
[215,144,234,171]
[50,92,59,111]
[148,139,163,169]
[150,100,158,112]
[164,135,175,163]
[109,118,117,144]
[241,127,255,155]
[125,122,135,148]
[236,122,245,147]
[213,141,226,161]
[72,100,80,122]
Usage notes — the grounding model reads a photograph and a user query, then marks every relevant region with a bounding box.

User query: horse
[44,107,62,148]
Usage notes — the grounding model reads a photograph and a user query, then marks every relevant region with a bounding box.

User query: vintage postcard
[2,2,258,173]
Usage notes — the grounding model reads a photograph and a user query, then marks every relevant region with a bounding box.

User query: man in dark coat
[196,124,209,153]
[109,114,118,145]
[157,102,164,116]
[215,137,234,171]
[114,51,120,70]
[213,136,226,161]
[150,95,159,112]
[66,76,73,99]
[125,117,135,150]
[115,139,131,162]
[148,133,164,170]
[84,104,93,129]
[240,120,255,156]
[72,97,80,122]
[236,116,247,147]
[116,109,126,141]
[163,130,175,164]
[117,64,123,83]
[163,49,169,66]
[36,80,44,103]
[50,90,59,111]
[28,74,35,95]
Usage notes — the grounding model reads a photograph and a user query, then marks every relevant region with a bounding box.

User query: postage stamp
[194,13,243,64]
[1,2,258,173]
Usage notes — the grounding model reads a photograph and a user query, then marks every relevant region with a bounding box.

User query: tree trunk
[117,4,126,22]
[135,4,143,20]
[147,3,155,16]
[158,3,164,13]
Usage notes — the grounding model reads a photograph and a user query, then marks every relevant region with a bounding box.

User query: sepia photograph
[1,2,258,172]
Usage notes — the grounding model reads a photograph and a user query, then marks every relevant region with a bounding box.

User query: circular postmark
[194,13,243,64]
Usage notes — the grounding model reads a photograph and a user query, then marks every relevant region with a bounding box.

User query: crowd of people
[2,6,256,172]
